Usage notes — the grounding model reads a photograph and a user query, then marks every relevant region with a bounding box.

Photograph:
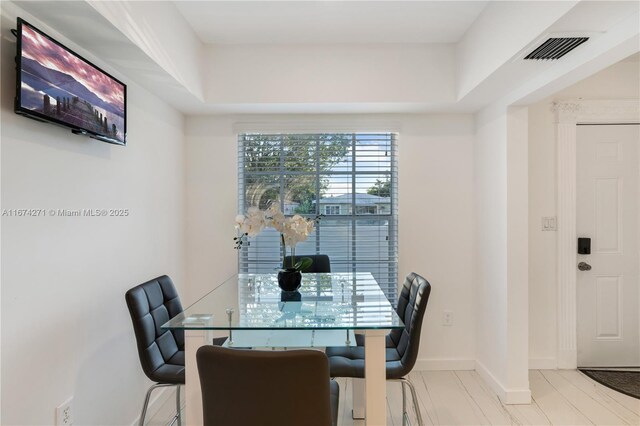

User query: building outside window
[237,132,398,303]
[324,205,341,215]
[355,206,378,215]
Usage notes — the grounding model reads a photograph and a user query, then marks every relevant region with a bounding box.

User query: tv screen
[15,18,126,145]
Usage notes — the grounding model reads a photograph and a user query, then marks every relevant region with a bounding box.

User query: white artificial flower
[281,215,315,247]
[265,204,286,232]
[234,214,246,230]
[242,207,266,237]
[235,206,314,249]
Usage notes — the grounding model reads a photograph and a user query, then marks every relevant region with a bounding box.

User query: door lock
[578,262,592,271]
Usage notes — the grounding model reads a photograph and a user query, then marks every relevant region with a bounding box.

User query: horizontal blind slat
[238,132,398,305]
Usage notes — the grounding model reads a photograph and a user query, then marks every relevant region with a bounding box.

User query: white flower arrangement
[234,204,320,271]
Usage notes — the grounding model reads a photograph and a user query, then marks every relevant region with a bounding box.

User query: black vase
[278,270,302,292]
[280,290,302,302]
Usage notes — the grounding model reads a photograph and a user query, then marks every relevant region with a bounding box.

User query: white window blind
[238,133,398,304]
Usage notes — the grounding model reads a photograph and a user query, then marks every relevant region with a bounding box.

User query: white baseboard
[557,349,577,369]
[414,358,476,371]
[529,357,557,370]
[475,360,505,400]
[501,388,532,404]
[129,385,177,426]
[475,360,531,405]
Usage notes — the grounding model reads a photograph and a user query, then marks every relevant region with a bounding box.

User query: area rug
[579,369,640,399]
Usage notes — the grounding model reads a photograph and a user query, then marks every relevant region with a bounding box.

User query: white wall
[1,6,185,425]
[528,101,559,368]
[528,57,640,368]
[185,113,477,367]
[505,107,530,395]
[474,105,531,403]
[474,107,508,389]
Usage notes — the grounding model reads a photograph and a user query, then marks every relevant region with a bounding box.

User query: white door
[577,124,639,367]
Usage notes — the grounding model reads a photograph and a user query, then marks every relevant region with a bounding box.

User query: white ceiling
[174,1,488,44]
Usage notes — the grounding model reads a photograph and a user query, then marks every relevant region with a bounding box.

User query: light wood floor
[149,370,640,425]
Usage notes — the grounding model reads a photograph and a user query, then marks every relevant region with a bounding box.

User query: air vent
[524,37,589,60]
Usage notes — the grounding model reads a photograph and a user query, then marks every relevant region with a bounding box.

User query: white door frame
[554,99,640,369]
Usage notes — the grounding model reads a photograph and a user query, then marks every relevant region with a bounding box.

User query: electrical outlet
[56,397,73,426]
[442,310,453,326]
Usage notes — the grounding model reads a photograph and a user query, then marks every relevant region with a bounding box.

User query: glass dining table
[163,272,403,425]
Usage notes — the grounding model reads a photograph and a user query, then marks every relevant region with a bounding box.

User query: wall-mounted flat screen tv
[15,18,126,145]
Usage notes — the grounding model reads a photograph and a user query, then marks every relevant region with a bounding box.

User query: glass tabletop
[163,272,404,331]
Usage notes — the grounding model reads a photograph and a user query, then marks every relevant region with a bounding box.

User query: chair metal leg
[166,385,182,426]
[389,378,424,426]
[139,383,173,426]
[401,381,407,426]
[175,385,182,426]
[401,378,424,426]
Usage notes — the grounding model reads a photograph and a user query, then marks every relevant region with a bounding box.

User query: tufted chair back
[284,254,331,273]
[125,275,185,384]
[197,346,339,426]
[388,272,431,376]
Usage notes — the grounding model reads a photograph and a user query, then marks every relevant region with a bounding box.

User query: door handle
[578,262,592,271]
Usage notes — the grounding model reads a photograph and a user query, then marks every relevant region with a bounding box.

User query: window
[355,206,377,215]
[324,205,341,215]
[238,133,398,304]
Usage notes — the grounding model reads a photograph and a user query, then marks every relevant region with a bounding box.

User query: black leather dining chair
[197,346,340,426]
[125,275,228,425]
[126,275,185,426]
[325,272,431,426]
[284,254,331,273]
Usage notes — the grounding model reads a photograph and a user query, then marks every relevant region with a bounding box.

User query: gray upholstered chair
[325,272,431,425]
[197,346,339,426]
[126,275,226,426]
[125,276,185,426]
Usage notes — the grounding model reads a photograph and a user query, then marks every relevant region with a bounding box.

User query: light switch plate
[542,216,557,231]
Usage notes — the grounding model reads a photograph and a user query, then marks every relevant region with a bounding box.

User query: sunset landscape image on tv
[19,22,125,143]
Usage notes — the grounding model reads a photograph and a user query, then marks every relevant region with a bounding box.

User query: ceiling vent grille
[524,37,589,60]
